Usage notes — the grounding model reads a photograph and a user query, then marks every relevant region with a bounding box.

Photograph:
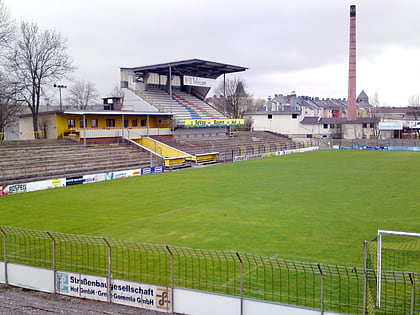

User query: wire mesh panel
[1,227,53,268]
[0,226,419,315]
[320,264,364,314]
[108,239,171,286]
[377,271,419,315]
[239,254,322,308]
[367,237,420,315]
[52,232,109,277]
[169,246,241,297]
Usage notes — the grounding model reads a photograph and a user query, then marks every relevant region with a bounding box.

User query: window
[132,119,138,127]
[141,119,147,127]
[330,124,335,129]
[80,119,87,128]
[124,119,129,128]
[362,123,367,128]
[68,119,75,128]
[292,114,298,119]
[323,124,328,129]
[106,119,115,127]
[268,114,272,119]
[91,119,98,128]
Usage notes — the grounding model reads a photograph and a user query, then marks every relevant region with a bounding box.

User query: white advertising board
[379,122,403,130]
[409,121,420,129]
[56,271,171,312]
[8,263,54,293]
[183,75,215,88]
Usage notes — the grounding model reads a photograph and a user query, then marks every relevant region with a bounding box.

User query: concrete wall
[0,263,337,315]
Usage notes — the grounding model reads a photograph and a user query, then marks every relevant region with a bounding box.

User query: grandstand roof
[62,110,174,116]
[18,110,174,117]
[122,59,248,79]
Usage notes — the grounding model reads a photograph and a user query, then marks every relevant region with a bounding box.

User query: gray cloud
[4,0,420,105]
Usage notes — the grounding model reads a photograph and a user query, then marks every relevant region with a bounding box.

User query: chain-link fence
[0,226,418,314]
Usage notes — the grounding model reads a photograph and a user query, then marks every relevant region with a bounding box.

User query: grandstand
[2,59,306,184]
[153,131,304,163]
[133,86,225,123]
[0,139,159,185]
[120,59,247,126]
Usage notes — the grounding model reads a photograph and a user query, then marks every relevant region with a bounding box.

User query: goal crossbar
[376,230,420,309]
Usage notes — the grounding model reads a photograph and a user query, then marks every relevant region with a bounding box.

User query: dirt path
[0,285,167,314]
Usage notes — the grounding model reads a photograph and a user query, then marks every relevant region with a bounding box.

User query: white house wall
[251,114,309,135]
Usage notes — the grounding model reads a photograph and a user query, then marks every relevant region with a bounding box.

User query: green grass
[1,150,419,267]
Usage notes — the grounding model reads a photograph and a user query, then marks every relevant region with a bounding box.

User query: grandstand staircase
[127,137,218,169]
[129,87,226,124]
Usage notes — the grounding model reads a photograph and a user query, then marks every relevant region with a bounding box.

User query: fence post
[317,264,324,314]
[409,273,415,315]
[0,227,7,285]
[47,232,57,294]
[236,252,244,315]
[165,245,175,314]
[363,240,368,315]
[103,238,112,303]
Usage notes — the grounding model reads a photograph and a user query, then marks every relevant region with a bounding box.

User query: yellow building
[19,110,174,143]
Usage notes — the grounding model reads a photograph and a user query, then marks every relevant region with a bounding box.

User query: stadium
[0,55,419,315]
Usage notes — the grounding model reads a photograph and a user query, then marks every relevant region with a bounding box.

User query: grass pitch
[1,150,418,266]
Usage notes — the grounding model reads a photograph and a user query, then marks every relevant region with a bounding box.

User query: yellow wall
[55,114,172,138]
[135,137,186,158]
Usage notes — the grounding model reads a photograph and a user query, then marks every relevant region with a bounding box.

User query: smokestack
[347,5,357,121]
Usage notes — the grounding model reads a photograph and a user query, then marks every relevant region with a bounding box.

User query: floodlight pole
[223,73,227,116]
[169,64,172,114]
[54,84,67,111]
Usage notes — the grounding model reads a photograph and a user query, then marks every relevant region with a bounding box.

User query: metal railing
[331,138,420,147]
[0,226,418,314]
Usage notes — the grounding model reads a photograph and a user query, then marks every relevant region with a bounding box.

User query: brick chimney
[347,5,357,121]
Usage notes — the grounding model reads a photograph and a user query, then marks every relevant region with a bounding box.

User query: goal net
[369,230,420,311]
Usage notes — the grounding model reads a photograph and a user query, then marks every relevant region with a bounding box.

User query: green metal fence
[0,226,418,314]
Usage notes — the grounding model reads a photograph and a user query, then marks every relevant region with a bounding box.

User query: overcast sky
[3,0,420,106]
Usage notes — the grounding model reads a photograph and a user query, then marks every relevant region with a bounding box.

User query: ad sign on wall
[56,272,171,312]
[409,121,420,129]
[183,75,215,88]
[185,119,245,128]
[378,122,403,130]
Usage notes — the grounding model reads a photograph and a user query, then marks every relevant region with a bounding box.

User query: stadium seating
[135,86,226,123]
[154,131,303,163]
[0,139,157,185]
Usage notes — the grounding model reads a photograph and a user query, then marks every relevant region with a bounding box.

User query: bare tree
[214,77,250,118]
[331,123,343,139]
[408,94,420,107]
[66,80,99,109]
[110,83,124,98]
[0,0,15,49]
[6,22,74,138]
[0,73,24,140]
[369,90,382,139]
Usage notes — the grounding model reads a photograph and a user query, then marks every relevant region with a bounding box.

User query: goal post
[376,230,420,309]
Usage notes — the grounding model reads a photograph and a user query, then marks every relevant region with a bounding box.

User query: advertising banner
[409,121,420,129]
[27,178,66,192]
[1,184,27,195]
[1,178,66,195]
[66,176,85,186]
[56,272,108,302]
[1,165,165,197]
[233,147,319,162]
[83,173,108,184]
[378,122,403,130]
[56,271,171,312]
[185,119,245,128]
[183,75,215,88]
